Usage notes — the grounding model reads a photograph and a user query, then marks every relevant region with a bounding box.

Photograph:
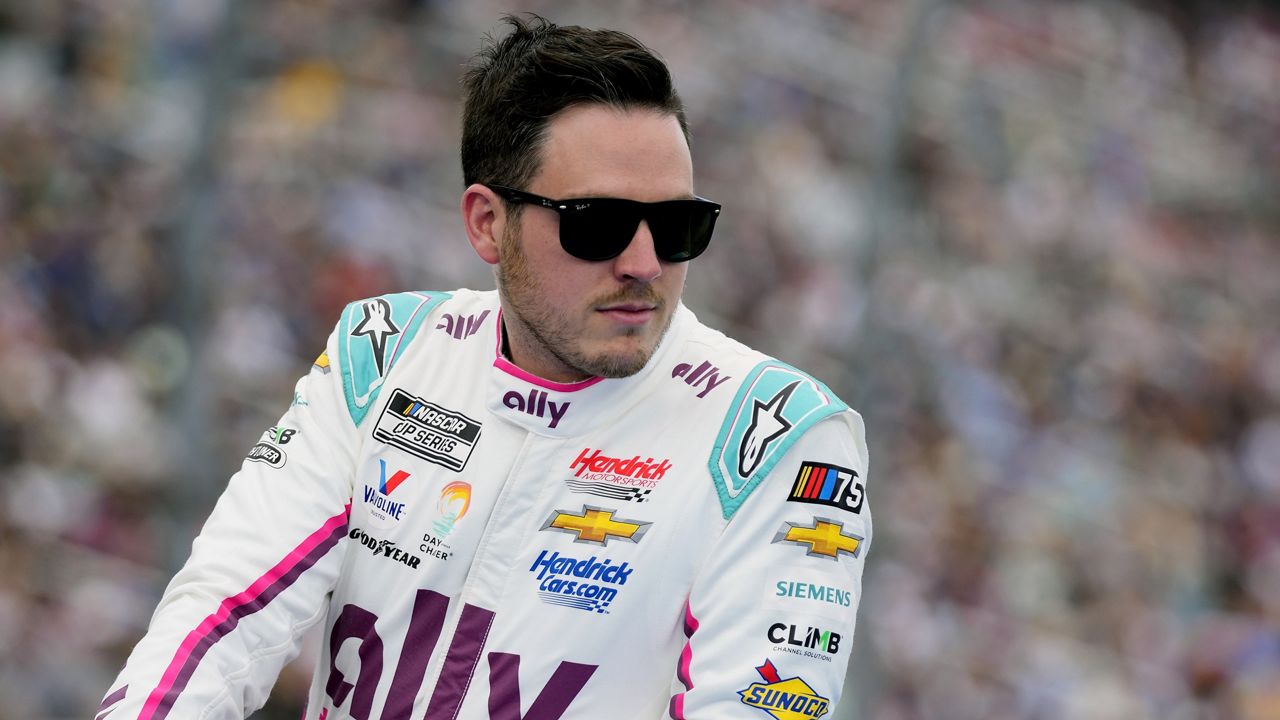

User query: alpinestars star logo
[352,298,400,376]
[739,381,800,478]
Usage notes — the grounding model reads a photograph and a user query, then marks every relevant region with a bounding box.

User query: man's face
[495,105,694,382]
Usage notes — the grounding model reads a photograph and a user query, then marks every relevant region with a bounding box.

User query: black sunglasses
[485,184,721,262]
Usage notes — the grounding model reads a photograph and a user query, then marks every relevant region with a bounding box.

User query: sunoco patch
[373,389,482,472]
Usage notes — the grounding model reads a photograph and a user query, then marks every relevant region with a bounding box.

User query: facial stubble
[496,222,675,379]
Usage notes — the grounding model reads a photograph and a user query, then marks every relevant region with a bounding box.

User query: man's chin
[575,339,658,379]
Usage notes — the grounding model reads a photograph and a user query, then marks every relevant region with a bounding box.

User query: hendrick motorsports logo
[739,659,830,719]
[528,550,634,614]
[374,389,482,472]
[565,448,672,503]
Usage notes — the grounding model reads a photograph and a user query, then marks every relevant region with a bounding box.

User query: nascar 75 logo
[787,462,863,513]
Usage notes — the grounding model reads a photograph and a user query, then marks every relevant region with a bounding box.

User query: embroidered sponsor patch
[764,569,858,622]
[247,435,287,468]
[540,505,651,546]
[420,481,472,562]
[787,462,863,514]
[767,622,842,662]
[563,447,672,503]
[773,518,863,561]
[373,389,482,472]
[527,549,634,614]
[738,659,830,719]
[349,527,422,569]
[362,458,413,528]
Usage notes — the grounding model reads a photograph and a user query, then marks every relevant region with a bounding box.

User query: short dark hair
[461,14,689,190]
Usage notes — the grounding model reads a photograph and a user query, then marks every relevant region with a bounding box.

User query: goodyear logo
[739,659,829,719]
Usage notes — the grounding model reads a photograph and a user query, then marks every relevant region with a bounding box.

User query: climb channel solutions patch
[738,658,830,719]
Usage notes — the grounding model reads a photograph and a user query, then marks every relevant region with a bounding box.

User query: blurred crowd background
[1,0,1277,718]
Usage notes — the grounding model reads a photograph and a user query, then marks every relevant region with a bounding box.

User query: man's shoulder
[674,308,856,520]
[330,289,496,426]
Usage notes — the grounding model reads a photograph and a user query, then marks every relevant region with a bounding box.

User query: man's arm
[96,327,359,720]
[669,412,872,719]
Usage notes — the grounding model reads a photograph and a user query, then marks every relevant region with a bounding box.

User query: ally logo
[710,362,847,519]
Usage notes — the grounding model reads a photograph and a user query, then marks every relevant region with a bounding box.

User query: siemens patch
[373,389,482,472]
[710,362,847,520]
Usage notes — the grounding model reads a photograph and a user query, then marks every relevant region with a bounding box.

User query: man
[99,15,872,720]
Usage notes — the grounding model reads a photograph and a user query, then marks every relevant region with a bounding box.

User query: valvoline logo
[363,459,412,527]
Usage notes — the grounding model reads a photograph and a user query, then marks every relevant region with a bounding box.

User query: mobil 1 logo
[374,389,482,472]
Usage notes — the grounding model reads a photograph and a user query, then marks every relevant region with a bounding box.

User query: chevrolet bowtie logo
[542,505,651,546]
[774,518,863,560]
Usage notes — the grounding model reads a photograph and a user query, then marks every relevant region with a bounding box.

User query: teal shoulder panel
[709,360,848,520]
[337,291,451,427]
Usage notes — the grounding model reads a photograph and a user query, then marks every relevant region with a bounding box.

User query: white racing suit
[98,289,872,720]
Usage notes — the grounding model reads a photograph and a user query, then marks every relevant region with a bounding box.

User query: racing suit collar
[487,304,690,437]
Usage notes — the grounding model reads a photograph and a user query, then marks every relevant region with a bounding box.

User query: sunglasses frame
[483,184,721,262]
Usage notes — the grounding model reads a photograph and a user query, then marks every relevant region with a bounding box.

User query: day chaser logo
[541,505,650,546]
[351,298,400,376]
[421,481,471,562]
[767,623,842,662]
[740,381,800,478]
[565,448,672,503]
[738,659,830,719]
[349,527,422,569]
[528,549,634,614]
[373,389,482,472]
[773,518,863,560]
[363,458,412,525]
[788,462,863,514]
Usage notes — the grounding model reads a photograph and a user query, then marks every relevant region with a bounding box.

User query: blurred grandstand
[1,1,1277,718]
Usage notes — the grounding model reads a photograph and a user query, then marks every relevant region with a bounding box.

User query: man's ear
[462,184,504,265]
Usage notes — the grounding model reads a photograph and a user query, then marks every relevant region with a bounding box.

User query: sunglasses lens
[559,201,641,261]
[556,198,719,262]
[649,202,718,262]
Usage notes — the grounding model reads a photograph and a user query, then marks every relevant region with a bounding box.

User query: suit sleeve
[668,411,872,719]
[96,325,359,720]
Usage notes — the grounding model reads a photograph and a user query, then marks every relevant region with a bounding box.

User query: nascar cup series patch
[710,362,847,519]
[738,659,830,719]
